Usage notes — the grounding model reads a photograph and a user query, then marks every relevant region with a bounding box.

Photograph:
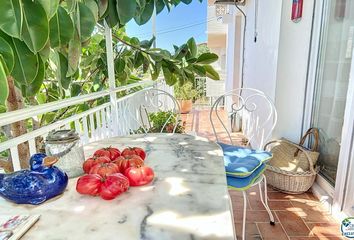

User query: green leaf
[130,37,140,46]
[84,0,99,22]
[187,37,197,58]
[204,65,220,80]
[174,44,189,60]
[37,0,59,19]
[196,53,219,64]
[21,0,49,53]
[0,60,9,105]
[98,0,109,18]
[0,0,22,39]
[140,36,155,49]
[25,56,44,96]
[70,83,81,96]
[0,104,6,113]
[134,0,154,25]
[57,53,71,89]
[77,2,96,42]
[192,64,206,77]
[151,61,161,80]
[143,56,150,73]
[116,0,136,24]
[49,6,74,48]
[162,66,177,85]
[67,30,81,77]
[10,38,39,85]
[155,0,165,14]
[105,0,119,28]
[39,41,51,61]
[114,58,126,73]
[0,37,14,74]
[181,0,193,4]
[66,0,77,13]
[134,52,144,68]
[117,71,127,82]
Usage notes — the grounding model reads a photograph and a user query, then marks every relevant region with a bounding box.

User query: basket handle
[294,128,319,157]
[264,139,316,174]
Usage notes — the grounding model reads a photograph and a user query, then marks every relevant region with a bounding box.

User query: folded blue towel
[227,163,266,191]
[218,142,272,178]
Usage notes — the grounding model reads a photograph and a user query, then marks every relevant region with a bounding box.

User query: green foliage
[136,111,185,134]
[174,82,198,100]
[0,61,8,105]
[0,0,219,117]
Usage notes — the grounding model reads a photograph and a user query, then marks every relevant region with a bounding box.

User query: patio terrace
[183,108,342,240]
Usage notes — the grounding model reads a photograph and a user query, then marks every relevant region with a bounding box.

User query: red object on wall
[291,0,303,22]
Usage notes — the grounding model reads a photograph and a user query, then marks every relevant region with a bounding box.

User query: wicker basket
[264,129,319,194]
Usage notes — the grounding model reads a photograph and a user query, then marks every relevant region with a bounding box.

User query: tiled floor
[182,108,342,240]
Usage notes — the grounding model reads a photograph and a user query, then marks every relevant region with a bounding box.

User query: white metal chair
[209,88,277,240]
[121,88,182,135]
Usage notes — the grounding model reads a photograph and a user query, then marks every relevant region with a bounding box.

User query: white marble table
[0,134,235,240]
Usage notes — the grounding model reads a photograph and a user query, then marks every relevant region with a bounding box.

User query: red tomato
[76,174,102,196]
[99,173,130,200]
[112,155,144,173]
[94,147,121,161]
[83,156,111,174]
[89,163,120,178]
[124,166,155,187]
[122,147,146,160]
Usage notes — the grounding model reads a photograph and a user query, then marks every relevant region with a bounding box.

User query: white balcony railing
[0,80,173,172]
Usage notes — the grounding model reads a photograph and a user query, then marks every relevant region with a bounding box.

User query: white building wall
[273,0,315,141]
[224,0,315,142]
[241,0,282,100]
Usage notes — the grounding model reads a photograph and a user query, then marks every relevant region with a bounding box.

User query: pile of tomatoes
[76,147,155,200]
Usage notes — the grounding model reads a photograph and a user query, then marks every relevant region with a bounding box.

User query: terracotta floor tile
[235,223,262,240]
[286,208,332,223]
[268,192,311,201]
[250,199,293,211]
[289,237,343,240]
[306,223,342,237]
[257,222,288,240]
[276,211,311,237]
[185,108,341,240]
[234,210,278,223]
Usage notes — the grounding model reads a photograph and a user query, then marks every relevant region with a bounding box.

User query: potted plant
[134,111,185,134]
[174,82,198,114]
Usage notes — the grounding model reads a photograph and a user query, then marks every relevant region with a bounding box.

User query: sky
[126,1,207,51]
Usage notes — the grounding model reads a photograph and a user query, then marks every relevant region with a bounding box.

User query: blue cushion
[227,163,266,191]
[218,142,272,178]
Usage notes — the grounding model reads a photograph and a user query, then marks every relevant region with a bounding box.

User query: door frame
[303,0,354,217]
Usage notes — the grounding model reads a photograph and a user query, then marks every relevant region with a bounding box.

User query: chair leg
[258,176,275,225]
[242,191,247,240]
[228,193,238,240]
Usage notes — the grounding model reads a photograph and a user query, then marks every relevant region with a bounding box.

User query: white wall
[224,0,315,142]
[241,0,283,100]
[225,11,242,92]
[273,0,315,141]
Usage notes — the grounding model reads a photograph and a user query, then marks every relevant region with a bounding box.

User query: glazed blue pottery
[0,153,68,205]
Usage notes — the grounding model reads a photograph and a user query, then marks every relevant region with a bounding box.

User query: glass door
[312,0,354,186]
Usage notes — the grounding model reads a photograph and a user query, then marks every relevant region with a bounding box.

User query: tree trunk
[6,76,30,170]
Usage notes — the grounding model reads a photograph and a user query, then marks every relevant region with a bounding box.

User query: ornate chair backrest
[122,88,181,134]
[209,88,277,149]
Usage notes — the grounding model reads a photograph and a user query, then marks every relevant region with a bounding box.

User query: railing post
[104,21,119,136]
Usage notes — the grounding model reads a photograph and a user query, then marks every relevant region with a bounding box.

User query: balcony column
[104,21,119,136]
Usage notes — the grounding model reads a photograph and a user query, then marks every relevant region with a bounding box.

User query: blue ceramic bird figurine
[0,153,68,205]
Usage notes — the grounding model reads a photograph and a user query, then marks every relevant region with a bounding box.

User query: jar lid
[46,130,79,143]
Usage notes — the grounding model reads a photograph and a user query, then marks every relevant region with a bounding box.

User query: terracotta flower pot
[178,100,193,114]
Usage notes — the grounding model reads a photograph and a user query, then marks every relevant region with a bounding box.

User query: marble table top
[0,134,235,240]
